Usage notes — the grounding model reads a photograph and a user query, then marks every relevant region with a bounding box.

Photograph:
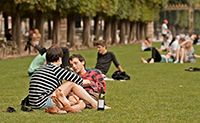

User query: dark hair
[169,36,176,46]
[96,40,107,48]
[179,38,185,42]
[46,44,63,63]
[69,54,86,67]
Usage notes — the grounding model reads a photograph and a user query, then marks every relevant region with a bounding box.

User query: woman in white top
[141,37,153,51]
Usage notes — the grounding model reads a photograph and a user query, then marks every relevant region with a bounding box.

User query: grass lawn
[1,42,200,122]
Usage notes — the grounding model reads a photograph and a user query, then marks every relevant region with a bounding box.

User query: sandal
[185,67,193,71]
[45,106,67,114]
[7,107,16,113]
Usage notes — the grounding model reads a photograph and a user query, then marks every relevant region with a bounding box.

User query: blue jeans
[40,96,54,109]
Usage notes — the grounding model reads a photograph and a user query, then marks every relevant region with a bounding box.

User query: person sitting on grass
[166,37,185,60]
[141,37,153,51]
[28,44,99,114]
[94,40,124,77]
[141,47,173,63]
[157,35,171,52]
[27,46,70,77]
[174,40,195,64]
[68,54,110,110]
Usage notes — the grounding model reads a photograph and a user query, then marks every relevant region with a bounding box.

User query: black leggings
[60,47,70,68]
[147,47,161,63]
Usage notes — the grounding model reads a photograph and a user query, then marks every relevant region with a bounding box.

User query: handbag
[188,55,196,63]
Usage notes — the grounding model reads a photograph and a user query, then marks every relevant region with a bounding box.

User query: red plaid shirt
[82,69,106,95]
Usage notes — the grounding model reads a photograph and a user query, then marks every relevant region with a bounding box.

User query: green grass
[1,42,200,122]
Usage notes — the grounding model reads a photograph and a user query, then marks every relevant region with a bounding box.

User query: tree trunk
[103,16,111,44]
[82,16,91,47]
[140,22,145,41]
[36,10,45,47]
[119,19,126,44]
[136,22,140,41]
[29,18,34,30]
[94,15,99,41]
[48,19,52,39]
[144,23,148,38]
[52,11,61,45]
[125,20,130,44]
[3,12,8,35]
[12,4,22,53]
[67,13,75,48]
[111,17,118,45]
[128,22,134,43]
[172,25,176,36]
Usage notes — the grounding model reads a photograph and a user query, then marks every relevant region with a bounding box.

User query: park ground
[0,42,200,122]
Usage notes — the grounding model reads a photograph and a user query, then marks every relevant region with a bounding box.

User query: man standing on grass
[94,40,124,77]
[68,54,110,109]
[161,20,171,38]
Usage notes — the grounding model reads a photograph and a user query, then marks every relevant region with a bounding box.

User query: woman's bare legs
[70,100,86,110]
[141,58,147,63]
[180,48,188,63]
[174,48,181,63]
[149,58,154,63]
[194,54,200,58]
[58,81,97,109]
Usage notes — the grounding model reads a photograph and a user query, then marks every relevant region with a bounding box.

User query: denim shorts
[40,96,54,109]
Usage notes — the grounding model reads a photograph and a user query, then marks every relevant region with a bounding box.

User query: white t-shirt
[170,40,180,57]
[162,23,168,35]
[141,42,148,51]
[160,39,171,50]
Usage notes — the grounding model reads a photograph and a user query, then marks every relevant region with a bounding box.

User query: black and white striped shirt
[29,62,83,109]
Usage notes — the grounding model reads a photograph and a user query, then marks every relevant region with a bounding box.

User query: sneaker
[180,60,184,64]
[174,60,179,64]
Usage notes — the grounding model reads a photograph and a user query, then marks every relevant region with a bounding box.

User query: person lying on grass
[68,54,111,110]
[28,44,99,114]
[141,47,173,63]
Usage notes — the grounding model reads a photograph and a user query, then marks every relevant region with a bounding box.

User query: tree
[97,0,118,44]
[76,0,97,48]
[115,0,130,44]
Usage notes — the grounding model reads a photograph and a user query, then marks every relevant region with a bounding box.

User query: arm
[55,67,83,86]
[83,70,106,94]
[180,40,190,47]
[117,65,123,72]
[166,28,171,33]
[43,60,47,65]
[144,40,152,47]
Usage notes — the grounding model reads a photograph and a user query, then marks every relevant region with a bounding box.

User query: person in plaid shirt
[68,54,110,109]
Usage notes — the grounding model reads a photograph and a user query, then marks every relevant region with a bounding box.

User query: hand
[83,80,91,85]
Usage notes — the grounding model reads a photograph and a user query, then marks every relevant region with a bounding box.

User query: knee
[78,100,86,109]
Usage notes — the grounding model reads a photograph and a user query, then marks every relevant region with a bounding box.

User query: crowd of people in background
[141,19,200,64]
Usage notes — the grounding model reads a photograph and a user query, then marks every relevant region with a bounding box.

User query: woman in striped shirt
[29,45,97,113]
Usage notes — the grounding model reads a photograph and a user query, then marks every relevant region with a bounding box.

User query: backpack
[112,71,130,80]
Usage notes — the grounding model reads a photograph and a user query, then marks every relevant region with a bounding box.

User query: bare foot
[51,95,64,108]
[60,107,82,113]
[56,88,70,107]
[149,58,154,63]
[141,58,147,63]
[68,96,78,106]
